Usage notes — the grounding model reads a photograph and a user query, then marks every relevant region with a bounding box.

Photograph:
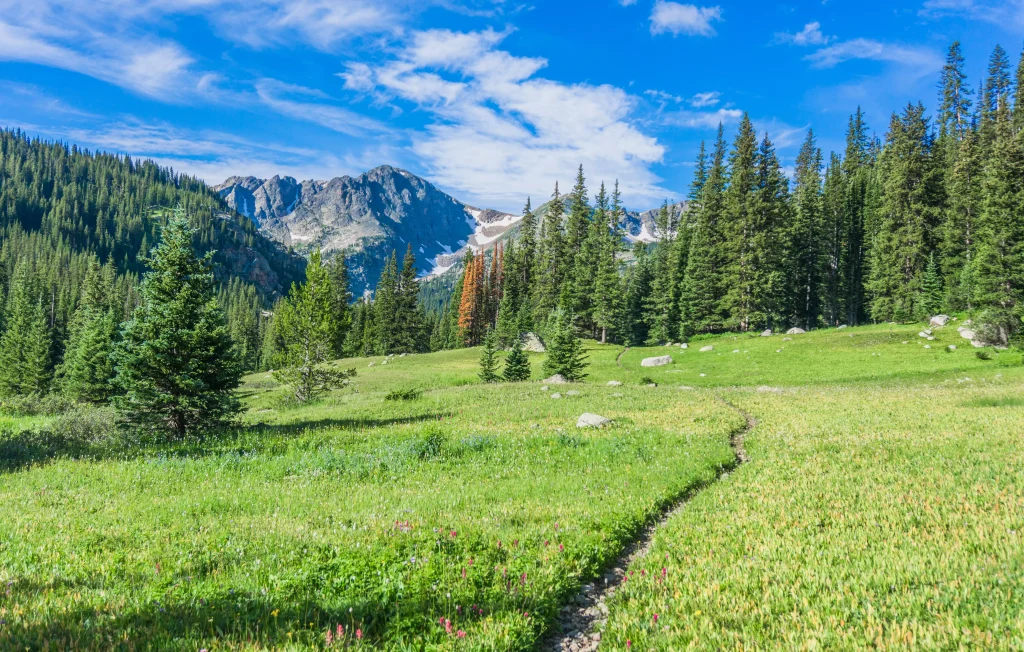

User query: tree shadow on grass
[0,412,452,475]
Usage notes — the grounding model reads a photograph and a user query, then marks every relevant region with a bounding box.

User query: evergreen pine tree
[720,113,760,330]
[328,255,353,358]
[55,258,118,402]
[111,215,241,439]
[542,310,589,382]
[272,250,355,403]
[394,244,427,353]
[503,335,531,382]
[478,328,500,383]
[789,128,825,330]
[373,252,400,354]
[536,183,566,317]
[0,263,52,396]
[748,134,790,330]
[921,252,944,317]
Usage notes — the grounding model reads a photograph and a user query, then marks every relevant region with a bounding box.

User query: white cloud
[255,79,392,137]
[650,2,722,37]
[619,0,638,5]
[775,21,831,46]
[345,27,667,209]
[689,91,721,107]
[919,0,1024,28]
[805,39,942,72]
[662,107,742,129]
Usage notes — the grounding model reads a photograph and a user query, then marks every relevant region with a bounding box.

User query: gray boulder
[786,327,806,335]
[761,329,772,337]
[542,374,568,384]
[522,332,546,353]
[930,315,950,327]
[699,345,714,352]
[607,381,622,387]
[641,355,673,367]
[577,413,612,428]
[550,393,562,399]
[679,343,689,349]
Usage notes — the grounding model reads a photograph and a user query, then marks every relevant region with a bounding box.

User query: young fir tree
[394,244,427,353]
[536,183,566,318]
[0,263,52,396]
[111,215,241,439]
[55,257,118,402]
[921,252,944,317]
[841,108,873,326]
[980,44,1012,140]
[502,335,532,382]
[542,310,589,382]
[941,129,983,309]
[272,250,356,403]
[594,181,625,344]
[748,134,790,330]
[373,252,401,354]
[562,166,591,315]
[478,328,501,383]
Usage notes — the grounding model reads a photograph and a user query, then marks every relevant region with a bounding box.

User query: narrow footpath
[545,394,756,652]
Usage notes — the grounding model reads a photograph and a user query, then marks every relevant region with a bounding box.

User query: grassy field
[2,321,1023,649]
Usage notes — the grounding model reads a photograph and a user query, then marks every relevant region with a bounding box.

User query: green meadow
[3,322,1024,649]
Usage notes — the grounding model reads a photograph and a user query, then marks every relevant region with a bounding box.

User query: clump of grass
[975,350,993,361]
[384,388,423,401]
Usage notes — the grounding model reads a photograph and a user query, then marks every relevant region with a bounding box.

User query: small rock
[550,393,563,399]
[947,345,957,351]
[761,329,772,337]
[732,349,740,353]
[541,386,549,391]
[930,315,950,327]
[576,414,609,430]
[609,392,624,397]
[699,345,714,352]
[923,345,932,349]
[543,374,569,384]
[646,383,658,388]
[927,336,935,341]
[918,332,930,338]
[607,380,622,387]
[679,343,689,349]
[757,386,783,394]
[699,373,706,377]
[566,390,580,396]
[641,355,673,367]
[786,327,806,335]
[776,349,782,353]
[783,337,793,342]
[368,362,376,367]
[679,385,695,390]
[400,353,407,357]
[837,324,847,330]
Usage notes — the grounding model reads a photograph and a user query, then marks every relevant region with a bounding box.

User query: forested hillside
[420,41,1024,351]
[0,129,305,378]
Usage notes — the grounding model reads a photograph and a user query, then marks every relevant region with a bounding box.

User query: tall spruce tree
[748,134,790,329]
[111,215,241,439]
[536,183,566,317]
[478,328,500,383]
[789,129,825,330]
[55,257,118,402]
[542,310,588,382]
[0,263,52,396]
[328,255,353,358]
[502,335,531,382]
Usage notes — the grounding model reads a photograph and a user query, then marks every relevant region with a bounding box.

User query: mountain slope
[215,167,520,295]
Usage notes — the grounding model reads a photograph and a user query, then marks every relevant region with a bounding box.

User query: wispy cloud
[919,0,1024,28]
[689,91,721,107]
[255,79,392,137]
[774,21,831,46]
[661,107,742,129]
[649,2,723,37]
[342,27,667,209]
[804,38,942,72]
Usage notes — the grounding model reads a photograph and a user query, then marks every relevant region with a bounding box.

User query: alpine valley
[215,166,680,295]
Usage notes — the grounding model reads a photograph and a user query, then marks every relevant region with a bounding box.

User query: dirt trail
[544,394,755,652]
[615,347,629,367]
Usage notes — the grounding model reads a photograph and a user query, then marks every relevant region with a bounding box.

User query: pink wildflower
[356,629,363,640]
[559,544,564,552]
[326,630,333,646]
[462,568,467,579]
[457,630,466,639]
[627,640,632,648]
[445,619,453,634]
[653,613,659,624]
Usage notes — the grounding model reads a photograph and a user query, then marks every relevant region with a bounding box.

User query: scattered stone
[679,385,695,391]
[837,324,848,330]
[699,373,707,377]
[609,393,624,397]
[757,386,783,394]
[368,362,376,367]
[786,327,806,335]
[550,393,563,399]
[924,345,932,349]
[699,345,714,353]
[646,383,658,388]
[543,374,569,385]
[641,355,673,367]
[679,343,689,349]
[783,337,793,342]
[607,381,622,387]
[927,336,936,341]
[776,349,783,353]
[918,332,930,338]
[947,345,957,351]
[761,329,773,337]
[541,386,549,391]
[566,390,580,396]
[733,349,740,353]
[930,314,950,327]
[400,353,407,357]
[522,332,546,353]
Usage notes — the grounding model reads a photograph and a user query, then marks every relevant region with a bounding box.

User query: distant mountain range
[215,166,684,295]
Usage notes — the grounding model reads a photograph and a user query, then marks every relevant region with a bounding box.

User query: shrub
[385,388,423,401]
[976,350,992,361]
[0,393,78,417]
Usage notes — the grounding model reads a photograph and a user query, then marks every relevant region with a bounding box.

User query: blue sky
[0,1,1021,212]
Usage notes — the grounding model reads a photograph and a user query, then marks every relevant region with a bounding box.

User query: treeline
[0,129,305,397]
[423,41,1024,347]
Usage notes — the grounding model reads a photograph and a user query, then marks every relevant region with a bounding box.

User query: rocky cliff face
[215,166,520,295]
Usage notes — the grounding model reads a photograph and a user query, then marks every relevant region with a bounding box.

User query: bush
[0,393,78,417]
[385,388,423,401]
[408,427,448,461]
[976,350,993,361]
